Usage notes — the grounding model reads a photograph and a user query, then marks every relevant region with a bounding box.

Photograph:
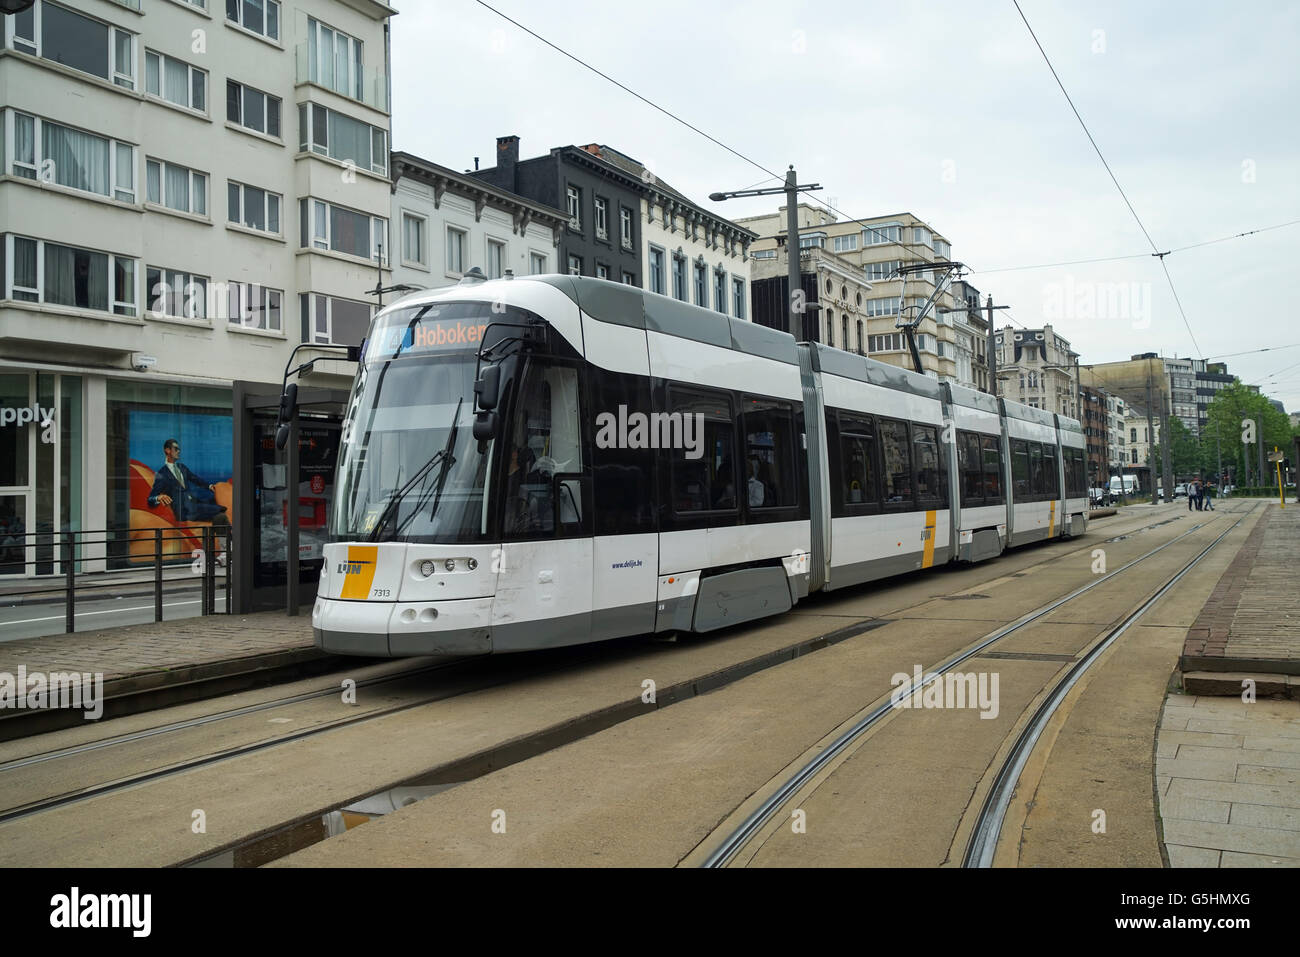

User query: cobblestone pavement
[0,612,315,683]
[1184,504,1300,667]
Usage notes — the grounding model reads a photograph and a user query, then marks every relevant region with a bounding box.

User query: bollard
[224,527,232,614]
[65,533,75,634]
[155,528,163,623]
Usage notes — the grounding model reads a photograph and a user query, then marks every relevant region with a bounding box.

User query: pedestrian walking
[1188,479,1197,511]
[1195,478,1205,511]
[1206,483,1215,510]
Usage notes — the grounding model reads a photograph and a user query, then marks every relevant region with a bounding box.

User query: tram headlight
[445,558,456,572]
[420,560,435,578]
[467,557,478,570]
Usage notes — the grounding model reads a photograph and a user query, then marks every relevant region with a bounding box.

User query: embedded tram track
[959,504,1259,868]
[0,504,1206,866]
[698,503,1258,868]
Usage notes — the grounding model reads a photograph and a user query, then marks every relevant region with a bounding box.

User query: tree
[1202,383,1292,485]
[1151,416,1202,478]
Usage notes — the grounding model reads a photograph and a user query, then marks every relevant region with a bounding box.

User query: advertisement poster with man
[126,412,233,564]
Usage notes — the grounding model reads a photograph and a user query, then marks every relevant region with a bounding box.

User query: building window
[826,311,834,345]
[751,249,777,260]
[306,16,363,100]
[856,319,864,353]
[566,185,581,230]
[146,159,207,216]
[842,315,849,349]
[833,234,857,253]
[694,261,707,307]
[401,213,426,267]
[226,181,281,234]
[5,235,136,316]
[594,197,608,240]
[302,293,371,345]
[869,333,905,353]
[529,252,547,275]
[733,278,745,319]
[299,198,387,262]
[864,296,901,317]
[486,238,505,279]
[913,226,932,247]
[863,223,901,245]
[621,271,635,285]
[147,267,207,320]
[714,268,727,315]
[568,254,581,276]
[596,263,609,280]
[671,254,687,301]
[12,2,137,90]
[299,103,387,175]
[446,226,465,274]
[6,110,136,203]
[226,0,280,42]
[144,50,205,113]
[865,260,900,281]
[620,207,633,249]
[227,80,280,137]
[649,246,665,295]
[799,233,825,249]
[228,281,282,331]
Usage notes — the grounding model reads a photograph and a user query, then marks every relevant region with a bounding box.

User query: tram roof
[809,342,945,402]
[945,382,1001,415]
[532,276,800,366]
[1000,397,1058,428]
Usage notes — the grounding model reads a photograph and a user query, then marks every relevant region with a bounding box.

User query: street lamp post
[711,167,821,341]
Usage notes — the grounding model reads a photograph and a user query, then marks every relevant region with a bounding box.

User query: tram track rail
[0,504,1215,859]
[699,503,1258,868]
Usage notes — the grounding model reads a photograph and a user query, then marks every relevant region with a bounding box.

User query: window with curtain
[402,214,425,265]
[42,120,110,195]
[145,51,206,111]
[146,159,206,215]
[43,242,108,312]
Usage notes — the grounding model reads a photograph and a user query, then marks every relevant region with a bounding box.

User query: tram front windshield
[332,301,509,544]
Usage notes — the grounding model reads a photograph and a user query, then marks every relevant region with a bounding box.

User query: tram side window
[1043,443,1060,498]
[1069,448,1086,498]
[959,432,983,506]
[838,411,880,512]
[741,396,797,510]
[591,369,655,535]
[670,390,736,514]
[981,436,1004,503]
[913,424,946,507]
[503,362,585,537]
[879,418,913,507]
[1029,443,1045,497]
[1011,439,1031,498]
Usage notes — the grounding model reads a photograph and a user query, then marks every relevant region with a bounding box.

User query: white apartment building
[736,205,972,385]
[0,0,394,575]
[1107,394,1127,472]
[390,152,567,294]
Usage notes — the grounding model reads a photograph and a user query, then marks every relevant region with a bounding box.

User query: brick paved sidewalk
[1183,504,1300,675]
[0,612,316,687]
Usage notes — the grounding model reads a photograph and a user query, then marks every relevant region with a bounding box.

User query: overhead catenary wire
[472,0,942,265]
[1011,0,1202,360]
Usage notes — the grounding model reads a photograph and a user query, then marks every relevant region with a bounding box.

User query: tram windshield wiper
[395,397,464,538]
[367,397,463,542]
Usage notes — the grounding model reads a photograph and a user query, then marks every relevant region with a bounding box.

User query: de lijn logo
[0,403,56,444]
[595,405,704,459]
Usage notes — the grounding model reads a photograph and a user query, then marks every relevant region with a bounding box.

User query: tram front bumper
[313,595,494,657]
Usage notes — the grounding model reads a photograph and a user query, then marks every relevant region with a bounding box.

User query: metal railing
[0,526,231,634]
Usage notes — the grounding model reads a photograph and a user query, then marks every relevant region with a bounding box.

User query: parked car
[1173,483,1188,498]
[1089,487,1111,506]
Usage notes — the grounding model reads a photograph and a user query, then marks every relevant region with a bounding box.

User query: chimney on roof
[581,143,602,157]
[497,135,519,187]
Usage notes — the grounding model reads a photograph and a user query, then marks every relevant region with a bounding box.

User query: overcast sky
[392,0,1300,411]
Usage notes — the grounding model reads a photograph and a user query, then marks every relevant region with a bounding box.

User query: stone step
[1181,671,1299,699]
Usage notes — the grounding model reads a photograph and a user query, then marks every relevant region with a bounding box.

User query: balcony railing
[295,44,389,112]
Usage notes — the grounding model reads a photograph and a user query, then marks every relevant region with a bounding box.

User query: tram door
[250,415,341,610]
[491,359,595,650]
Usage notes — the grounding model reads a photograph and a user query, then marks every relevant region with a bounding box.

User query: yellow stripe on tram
[922,509,938,568]
[1048,500,1056,539]
[340,545,380,600]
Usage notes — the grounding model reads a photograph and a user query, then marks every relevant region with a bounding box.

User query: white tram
[313,276,1088,656]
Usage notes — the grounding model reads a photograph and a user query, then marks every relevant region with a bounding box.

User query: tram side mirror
[275,424,291,450]
[473,410,499,442]
[474,365,501,411]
